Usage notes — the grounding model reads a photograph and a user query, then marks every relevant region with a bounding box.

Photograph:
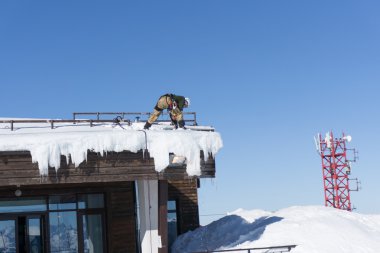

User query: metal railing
[191,245,297,253]
[0,112,199,131]
[0,119,131,131]
[72,111,198,125]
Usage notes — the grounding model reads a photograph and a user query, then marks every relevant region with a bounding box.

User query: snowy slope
[172,206,380,253]
[0,118,223,176]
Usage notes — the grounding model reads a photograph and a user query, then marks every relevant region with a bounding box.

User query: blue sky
[1,0,380,224]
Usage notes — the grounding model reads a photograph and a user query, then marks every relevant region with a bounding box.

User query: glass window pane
[168,219,178,253]
[168,200,176,211]
[0,220,16,253]
[49,195,76,210]
[83,215,104,253]
[0,198,47,213]
[167,200,178,253]
[49,211,78,253]
[28,218,42,253]
[78,194,104,209]
[167,213,177,222]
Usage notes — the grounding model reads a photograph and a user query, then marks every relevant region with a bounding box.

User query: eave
[0,150,216,187]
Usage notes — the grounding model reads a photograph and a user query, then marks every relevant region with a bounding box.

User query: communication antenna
[315,132,360,211]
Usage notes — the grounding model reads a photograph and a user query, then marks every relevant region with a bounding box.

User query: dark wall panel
[168,179,200,234]
[107,183,137,253]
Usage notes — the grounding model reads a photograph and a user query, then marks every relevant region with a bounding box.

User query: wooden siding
[107,183,137,253]
[168,179,200,233]
[0,150,216,186]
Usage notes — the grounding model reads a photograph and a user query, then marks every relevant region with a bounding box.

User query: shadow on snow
[172,215,283,253]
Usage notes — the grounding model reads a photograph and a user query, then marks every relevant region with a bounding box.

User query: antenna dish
[325,132,332,148]
[314,135,320,152]
[344,135,352,142]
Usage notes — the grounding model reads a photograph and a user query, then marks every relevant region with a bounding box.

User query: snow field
[172,206,380,253]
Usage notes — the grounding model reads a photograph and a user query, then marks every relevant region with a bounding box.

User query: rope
[113,116,126,130]
[114,118,148,158]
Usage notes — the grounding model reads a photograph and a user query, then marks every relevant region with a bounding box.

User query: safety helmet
[185,97,190,107]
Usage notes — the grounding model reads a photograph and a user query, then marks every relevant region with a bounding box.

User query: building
[0,116,222,253]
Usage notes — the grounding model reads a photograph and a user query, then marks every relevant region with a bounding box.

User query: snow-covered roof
[0,118,223,176]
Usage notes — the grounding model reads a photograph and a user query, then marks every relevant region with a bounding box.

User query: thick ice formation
[0,120,223,176]
[172,206,380,253]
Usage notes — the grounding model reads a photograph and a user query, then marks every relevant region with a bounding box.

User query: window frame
[167,199,180,252]
[0,193,107,253]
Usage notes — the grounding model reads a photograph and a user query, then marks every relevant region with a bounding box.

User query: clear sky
[1,0,380,225]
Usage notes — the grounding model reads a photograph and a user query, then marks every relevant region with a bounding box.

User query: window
[48,194,105,253]
[78,194,104,210]
[0,198,47,213]
[0,193,105,253]
[27,218,43,253]
[49,211,78,253]
[0,220,16,252]
[82,214,104,253]
[49,195,76,211]
[167,200,178,252]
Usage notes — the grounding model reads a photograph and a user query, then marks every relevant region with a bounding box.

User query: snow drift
[0,119,223,176]
[172,206,380,253]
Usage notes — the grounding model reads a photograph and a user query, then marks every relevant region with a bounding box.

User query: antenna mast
[316,132,359,211]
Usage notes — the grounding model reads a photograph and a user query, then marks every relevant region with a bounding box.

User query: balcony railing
[191,245,297,253]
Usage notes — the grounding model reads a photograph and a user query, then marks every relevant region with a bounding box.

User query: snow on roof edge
[0,120,223,176]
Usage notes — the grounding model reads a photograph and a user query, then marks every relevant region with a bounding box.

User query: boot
[144,122,152,130]
[178,120,185,129]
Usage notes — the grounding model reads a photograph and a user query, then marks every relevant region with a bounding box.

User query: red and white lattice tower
[316,132,357,211]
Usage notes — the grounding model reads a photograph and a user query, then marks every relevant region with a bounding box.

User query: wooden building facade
[0,150,216,253]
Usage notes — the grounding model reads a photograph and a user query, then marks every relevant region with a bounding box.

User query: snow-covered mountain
[172,206,380,253]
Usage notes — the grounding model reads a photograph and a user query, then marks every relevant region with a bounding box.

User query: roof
[0,118,223,176]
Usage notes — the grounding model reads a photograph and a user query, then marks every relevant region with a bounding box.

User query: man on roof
[144,94,190,130]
